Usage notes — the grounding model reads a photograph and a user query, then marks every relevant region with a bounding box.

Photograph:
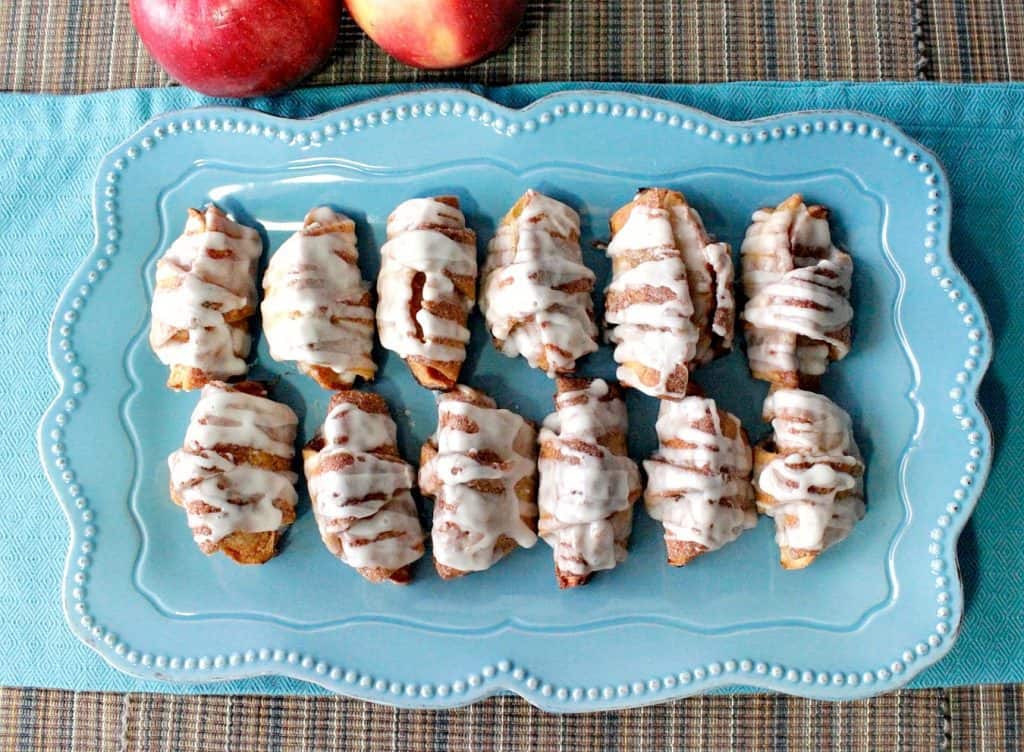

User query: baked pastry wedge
[538,377,641,588]
[605,188,734,398]
[644,394,756,566]
[377,196,477,390]
[419,385,538,579]
[753,388,866,569]
[741,194,854,389]
[168,380,298,564]
[149,205,262,390]
[262,207,376,389]
[481,190,598,375]
[303,391,425,584]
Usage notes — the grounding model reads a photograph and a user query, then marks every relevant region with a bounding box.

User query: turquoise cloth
[0,83,1019,694]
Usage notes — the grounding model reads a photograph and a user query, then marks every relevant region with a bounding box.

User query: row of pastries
[151,188,865,585]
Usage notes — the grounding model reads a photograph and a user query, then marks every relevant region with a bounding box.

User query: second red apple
[346,0,525,69]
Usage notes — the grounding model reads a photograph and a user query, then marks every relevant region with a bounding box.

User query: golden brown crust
[434,536,518,581]
[168,365,211,391]
[359,564,413,584]
[406,357,463,391]
[264,213,374,390]
[326,389,389,415]
[204,444,292,474]
[215,530,281,565]
[625,360,689,395]
[555,570,592,589]
[303,209,356,236]
[553,375,623,401]
[606,193,699,398]
[227,380,269,397]
[170,478,294,566]
[300,364,356,391]
[778,547,818,570]
[501,192,581,243]
[665,539,710,567]
[649,399,754,567]
[744,329,830,391]
[610,187,687,232]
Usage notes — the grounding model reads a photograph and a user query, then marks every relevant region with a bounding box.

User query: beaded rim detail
[40,90,992,710]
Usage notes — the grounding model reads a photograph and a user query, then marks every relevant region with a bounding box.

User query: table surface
[2,1,1022,751]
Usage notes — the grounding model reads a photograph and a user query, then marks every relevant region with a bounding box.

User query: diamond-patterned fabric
[0,83,1019,694]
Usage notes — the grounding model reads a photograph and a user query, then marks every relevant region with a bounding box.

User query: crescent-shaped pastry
[262,207,376,389]
[753,388,866,569]
[303,391,425,584]
[644,395,756,566]
[376,196,477,390]
[481,190,598,375]
[538,377,641,588]
[168,381,298,564]
[150,206,262,390]
[605,188,734,398]
[741,194,854,389]
[419,385,538,579]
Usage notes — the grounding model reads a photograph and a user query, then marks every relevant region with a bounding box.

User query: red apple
[130,0,342,98]
[345,0,524,69]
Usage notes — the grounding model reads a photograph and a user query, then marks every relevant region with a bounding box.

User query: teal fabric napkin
[0,83,1019,694]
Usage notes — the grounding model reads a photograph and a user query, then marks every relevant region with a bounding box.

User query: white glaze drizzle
[168,383,298,549]
[643,397,755,553]
[261,207,375,384]
[376,198,477,364]
[421,387,537,573]
[538,379,640,578]
[481,191,597,375]
[149,206,261,378]
[741,197,854,380]
[756,389,865,554]
[305,397,423,573]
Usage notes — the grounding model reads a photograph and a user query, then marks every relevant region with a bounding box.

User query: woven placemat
[2,0,1023,92]
[0,685,1020,751]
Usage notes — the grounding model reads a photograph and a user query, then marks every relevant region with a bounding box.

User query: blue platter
[39,90,992,710]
